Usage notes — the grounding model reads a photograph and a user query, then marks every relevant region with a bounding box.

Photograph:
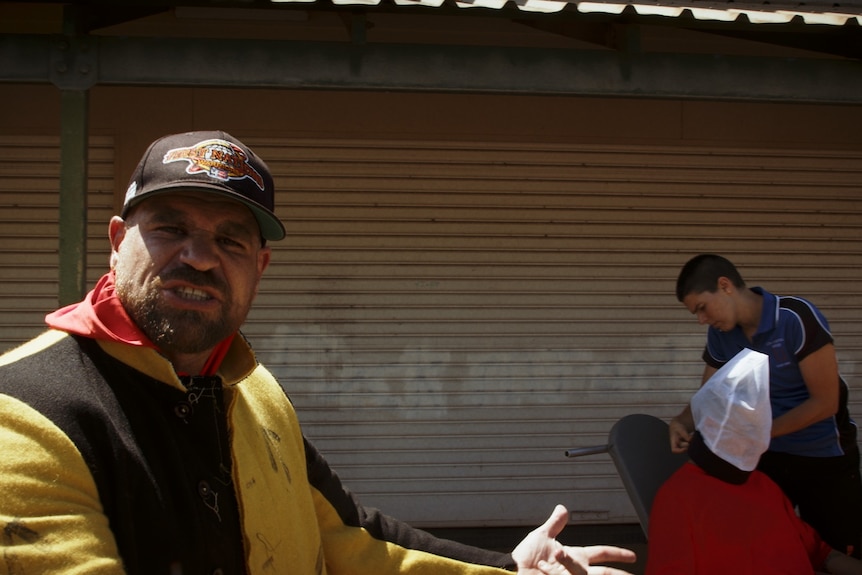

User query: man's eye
[156,225,185,235]
[219,237,246,250]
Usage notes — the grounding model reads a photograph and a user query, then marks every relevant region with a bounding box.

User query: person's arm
[771,344,840,438]
[306,438,636,574]
[304,435,516,569]
[669,364,717,453]
[0,395,125,574]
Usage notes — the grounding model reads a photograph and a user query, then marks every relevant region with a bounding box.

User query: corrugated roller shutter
[242,139,862,527]
[1,136,859,529]
[0,135,114,351]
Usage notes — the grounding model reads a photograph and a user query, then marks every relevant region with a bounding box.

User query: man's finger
[581,545,637,564]
[539,505,570,539]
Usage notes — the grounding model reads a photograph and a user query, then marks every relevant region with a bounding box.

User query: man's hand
[669,405,695,454]
[512,505,636,575]
[669,416,693,453]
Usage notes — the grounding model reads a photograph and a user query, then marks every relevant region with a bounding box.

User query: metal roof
[7,0,862,24]
[2,0,861,102]
[327,0,862,24]
[2,0,860,303]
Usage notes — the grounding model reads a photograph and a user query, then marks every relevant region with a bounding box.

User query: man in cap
[0,131,635,575]
[647,349,862,575]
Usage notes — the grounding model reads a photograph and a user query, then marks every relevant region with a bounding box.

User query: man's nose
[179,233,220,270]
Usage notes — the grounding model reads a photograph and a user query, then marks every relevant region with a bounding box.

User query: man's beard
[132,299,231,354]
[117,269,239,354]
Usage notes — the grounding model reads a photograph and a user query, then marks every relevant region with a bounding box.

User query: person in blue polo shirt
[668,253,862,558]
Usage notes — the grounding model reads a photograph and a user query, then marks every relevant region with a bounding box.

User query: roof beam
[3,32,862,103]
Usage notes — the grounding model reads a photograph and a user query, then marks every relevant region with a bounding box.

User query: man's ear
[717,276,734,294]
[108,216,126,269]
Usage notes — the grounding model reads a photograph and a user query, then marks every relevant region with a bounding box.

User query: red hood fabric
[46,271,156,348]
[45,271,233,376]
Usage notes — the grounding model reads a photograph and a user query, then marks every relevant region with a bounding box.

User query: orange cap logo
[163,139,265,191]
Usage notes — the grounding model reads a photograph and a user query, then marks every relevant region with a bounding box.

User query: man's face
[110,191,271,357]
[682,281,736,333]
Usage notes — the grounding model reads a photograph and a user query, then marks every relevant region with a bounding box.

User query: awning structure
[2,0,861,97]
[1,0,860,300]
[328,0,862,24]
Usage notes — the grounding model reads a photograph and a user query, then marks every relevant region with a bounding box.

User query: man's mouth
[174,286,211,302]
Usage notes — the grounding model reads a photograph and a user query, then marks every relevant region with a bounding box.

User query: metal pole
[58,88,89,305]
[54,5,95,305]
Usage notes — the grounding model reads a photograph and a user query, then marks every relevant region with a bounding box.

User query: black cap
[122,130,285,241]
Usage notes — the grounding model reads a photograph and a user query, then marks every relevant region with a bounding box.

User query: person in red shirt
[646,349,862,575]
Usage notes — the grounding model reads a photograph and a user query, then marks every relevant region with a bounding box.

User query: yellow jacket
[0,330,514,575]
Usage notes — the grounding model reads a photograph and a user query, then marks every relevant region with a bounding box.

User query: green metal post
[55,5,94,306]
[58,88,89,306]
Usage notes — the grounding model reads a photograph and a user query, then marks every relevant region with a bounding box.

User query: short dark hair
[676,254,746,302]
